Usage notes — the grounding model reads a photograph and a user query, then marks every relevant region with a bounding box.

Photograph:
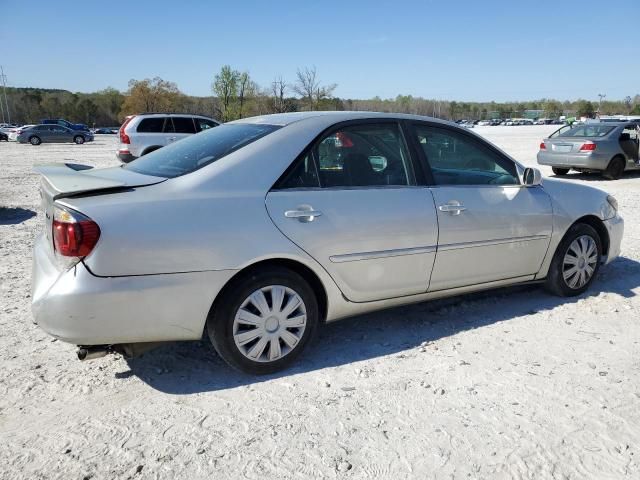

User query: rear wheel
[552,167,570,176]
[29,136,41,145]
[545,223,602,297]
[603,156,625,180]
[74,135,85,144]
[207,267,319,374]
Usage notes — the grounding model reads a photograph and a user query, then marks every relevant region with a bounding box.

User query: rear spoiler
[33,163,165,200]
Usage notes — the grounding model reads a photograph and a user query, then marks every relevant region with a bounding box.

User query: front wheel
[545,223,602,297]
[603,156,625,180]
[552,167,570,176]
[74,135,85,144]
[29,136,41,145]
[207,267,319,374]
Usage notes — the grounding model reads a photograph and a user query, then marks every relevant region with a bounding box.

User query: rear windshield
[124,123,280,178]
[559,125,614,138]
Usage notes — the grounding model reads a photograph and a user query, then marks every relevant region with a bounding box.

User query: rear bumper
[31,233,236,345]
[602,214,624,265]
[537,151,611,170]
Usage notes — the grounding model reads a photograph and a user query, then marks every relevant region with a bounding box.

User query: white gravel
[0,127,639,479]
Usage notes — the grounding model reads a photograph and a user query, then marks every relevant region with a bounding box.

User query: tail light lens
[52,206,100,259]
[539,142,546,150]
[579,141,597,152]
[119,115,135,144]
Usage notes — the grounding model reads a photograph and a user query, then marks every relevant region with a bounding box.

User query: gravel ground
[0,126,639,479]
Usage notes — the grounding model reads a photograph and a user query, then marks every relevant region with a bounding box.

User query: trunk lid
[545,137,592,154]
[34,163,166,252]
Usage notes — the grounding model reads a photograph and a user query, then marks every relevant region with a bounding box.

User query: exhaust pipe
[77,346,110,361]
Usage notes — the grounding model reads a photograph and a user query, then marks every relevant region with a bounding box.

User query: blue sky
[2,0,638,101]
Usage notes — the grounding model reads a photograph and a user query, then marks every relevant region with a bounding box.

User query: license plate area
[552,144,573,153]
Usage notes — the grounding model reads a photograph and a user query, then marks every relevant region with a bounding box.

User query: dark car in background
[17,124,94,145]
[41,118,90,132]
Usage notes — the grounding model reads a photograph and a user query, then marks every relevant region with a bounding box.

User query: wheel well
[572,215,610,256]
[141,146,162,156]
[210,258,328,325]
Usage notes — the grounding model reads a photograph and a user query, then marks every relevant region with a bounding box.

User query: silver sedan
[32,112,624,374]
[537,121,640,179]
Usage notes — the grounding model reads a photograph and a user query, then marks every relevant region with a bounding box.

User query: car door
[409,122,553,291]
[171,117,197,143]
[57,126,74,142]
[133,116,168,153]
[266,121,439,302]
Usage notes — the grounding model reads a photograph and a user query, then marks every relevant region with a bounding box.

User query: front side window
[412,124,519,186]
[125,123,280,178]
[195,118,218,132]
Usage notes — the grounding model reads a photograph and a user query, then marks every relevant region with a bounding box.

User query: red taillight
[539,142,546,150]
[52,208,100,257]
[579,142,597,152]
[119,115,135,144]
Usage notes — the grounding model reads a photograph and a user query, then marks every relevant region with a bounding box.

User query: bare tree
[292,66,336,111]
[271,76,287,113]
[237,72,251,119]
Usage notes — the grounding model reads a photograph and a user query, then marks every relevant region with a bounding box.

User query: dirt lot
[1,126,639,479]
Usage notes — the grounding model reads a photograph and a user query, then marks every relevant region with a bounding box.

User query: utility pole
[597,93,606,116]
[0,66,10,124]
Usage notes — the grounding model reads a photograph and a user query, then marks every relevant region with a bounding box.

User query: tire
[603,156,625,180]
[545,223,602,297]
[29,136,41,146]
[207,267,319,374]
[552,167,570,176]
[141,146,161,156]
[74,135,85,144]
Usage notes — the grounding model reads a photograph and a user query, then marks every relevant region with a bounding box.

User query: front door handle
[438,201,466,215]
[284,206,323,223]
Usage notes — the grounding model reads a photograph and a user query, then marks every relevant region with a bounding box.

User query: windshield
[559,125,614,138]
[125,123,280,178]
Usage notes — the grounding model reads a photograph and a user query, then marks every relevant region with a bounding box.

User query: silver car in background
[32,112,623,374]
[537,122,640,179]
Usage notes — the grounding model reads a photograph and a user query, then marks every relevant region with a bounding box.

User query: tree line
[4,65,640,126]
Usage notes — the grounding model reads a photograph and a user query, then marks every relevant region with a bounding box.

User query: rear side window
[172,117,197,134]
[125,123,280,178]
[137,117,166,133]
[195,118,218,132]
[277,123,414,189]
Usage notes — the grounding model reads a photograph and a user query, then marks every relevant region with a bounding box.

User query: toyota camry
[32,112,624,374]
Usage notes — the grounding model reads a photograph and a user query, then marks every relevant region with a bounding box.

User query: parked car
[538,121,640,179]
[17,124,94,145]
[32,112,623,374]
[116,113,219,163]
[93,127,118,134]
[41,118,89,131]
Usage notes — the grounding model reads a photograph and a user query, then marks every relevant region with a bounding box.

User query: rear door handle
[284,207,323,222]
[438,202,466,215]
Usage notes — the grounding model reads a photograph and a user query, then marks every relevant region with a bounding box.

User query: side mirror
[523,167,542,186]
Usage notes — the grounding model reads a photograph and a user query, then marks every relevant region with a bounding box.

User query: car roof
[230,110,455,128]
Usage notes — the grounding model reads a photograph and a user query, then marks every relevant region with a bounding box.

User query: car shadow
[553,170,640,181]
[122,256,640,393]
[0,207,37,225]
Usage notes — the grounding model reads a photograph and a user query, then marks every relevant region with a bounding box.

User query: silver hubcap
[233,285,307,363]
[563,235,598,289]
